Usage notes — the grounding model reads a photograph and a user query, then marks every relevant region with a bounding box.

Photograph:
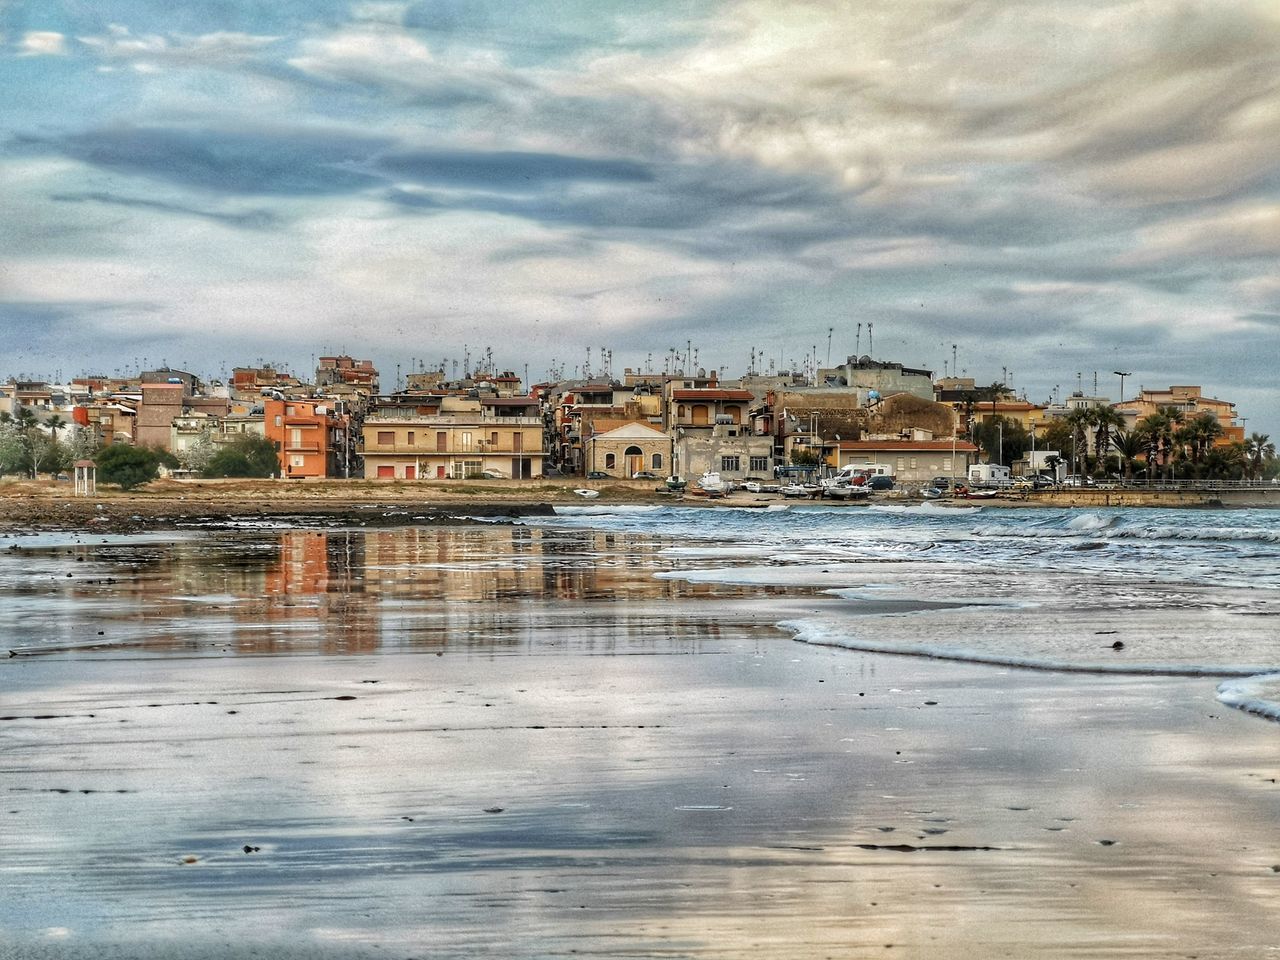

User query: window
[377,431,395,445]
[750,456,770,472]
[942,457,952,471]
[437,431,447,452]
[605,453,616,469]
[407,431,415,445]
[450,460,482,479]
[491,431,499,445]
[286,406,294,416]
[291,455,305,468]
[461,432,472,451]
[910,457,918,469]
[274,415,282,427]
[896,457,905,471]
[652,453,662,470]
[513,432,523,453]
[721,456,740,472]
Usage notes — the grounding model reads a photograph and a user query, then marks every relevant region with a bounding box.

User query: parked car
[1061,475,1095,488]
[480,469,506,480]
[867,475,894,491]
[631,471,659,480]
[586,471,609,480]
[1013,474,1054,490]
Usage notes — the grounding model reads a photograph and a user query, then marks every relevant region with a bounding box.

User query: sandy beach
[3,516,1280,958]
[7,641,1280,959]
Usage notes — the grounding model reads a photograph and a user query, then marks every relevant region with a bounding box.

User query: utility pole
[867,322,874,358]
[827,327,833,366]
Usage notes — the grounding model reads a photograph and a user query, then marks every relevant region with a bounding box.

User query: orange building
[263,398,350,479]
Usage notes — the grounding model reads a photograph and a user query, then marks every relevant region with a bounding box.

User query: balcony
[285,442,321,453]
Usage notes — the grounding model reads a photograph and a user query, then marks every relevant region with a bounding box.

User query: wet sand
[4,526,1280,958]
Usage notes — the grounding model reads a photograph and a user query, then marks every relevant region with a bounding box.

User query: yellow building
[362,396,544,480]
[1114,386,1243,445]
[583,420,672,478]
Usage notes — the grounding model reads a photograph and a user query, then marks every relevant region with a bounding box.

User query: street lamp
[1113,370,1132,404]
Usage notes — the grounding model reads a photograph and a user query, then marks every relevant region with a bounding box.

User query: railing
[1057,479,1279,491]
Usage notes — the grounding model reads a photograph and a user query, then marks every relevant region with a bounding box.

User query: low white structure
[73,459,96,496]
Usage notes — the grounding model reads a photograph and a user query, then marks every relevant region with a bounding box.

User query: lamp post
[1113,370,1131,404]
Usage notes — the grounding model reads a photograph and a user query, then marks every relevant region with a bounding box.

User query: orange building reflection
[50,526,787,657]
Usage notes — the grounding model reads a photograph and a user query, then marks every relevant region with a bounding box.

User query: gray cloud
[378,148,653,189]
[50,191,281,229]
[22,124,392,196]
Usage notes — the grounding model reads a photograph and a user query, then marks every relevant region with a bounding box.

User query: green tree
[1064,408,1094,474]
[180,428,219,474]
[0,422,24,476]
[202,434,280,478]
[45,413,66,442]
[1037,418,1074,460]
[95,444,164,490]
[1246,433,1275,481]
[67,425,100,463]
[1091,407,1125,475]
[1111,428,1146,481]
[973,415,1027,466]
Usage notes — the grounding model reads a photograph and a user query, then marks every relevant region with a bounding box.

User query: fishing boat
[696,471,730,494]
[824,482,869,501]
[573,488,600,499]
[665,475,687,492]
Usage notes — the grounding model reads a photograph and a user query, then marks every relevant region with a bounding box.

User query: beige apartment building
[361,396,544,480]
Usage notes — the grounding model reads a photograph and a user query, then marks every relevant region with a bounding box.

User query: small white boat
[780,482,809,498]
[573,488,600,499]
[824,483,869,501]
[696,471,729,494]
[665,475,687,492]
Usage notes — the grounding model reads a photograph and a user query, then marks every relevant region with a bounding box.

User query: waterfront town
[1,346,1273,492]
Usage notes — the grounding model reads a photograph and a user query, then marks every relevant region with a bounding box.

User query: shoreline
[1,476,1276,534]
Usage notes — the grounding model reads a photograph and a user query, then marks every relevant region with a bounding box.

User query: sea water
[536,504,1280,712]
[6,507,1280,957]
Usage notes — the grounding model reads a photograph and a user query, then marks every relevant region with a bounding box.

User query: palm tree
[45,414,66,442]
[1092,407,1125,475]
[1137,412,1167,483]
[1064,407,1094,475]
[1173,412,1223,476]
[1159,406,1185,480]
[1111,427,1145,481]
[1246,433,1274,481]
[1205,442,1247,480]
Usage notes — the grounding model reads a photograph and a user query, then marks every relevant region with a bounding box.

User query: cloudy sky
[2,0,1278,431]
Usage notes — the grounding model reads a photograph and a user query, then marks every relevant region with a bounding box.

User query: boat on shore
[696,471,730,495]
[824,482,869,501]
[665,476,688,492]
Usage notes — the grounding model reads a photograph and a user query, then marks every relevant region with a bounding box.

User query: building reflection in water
[33,526,790,657]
